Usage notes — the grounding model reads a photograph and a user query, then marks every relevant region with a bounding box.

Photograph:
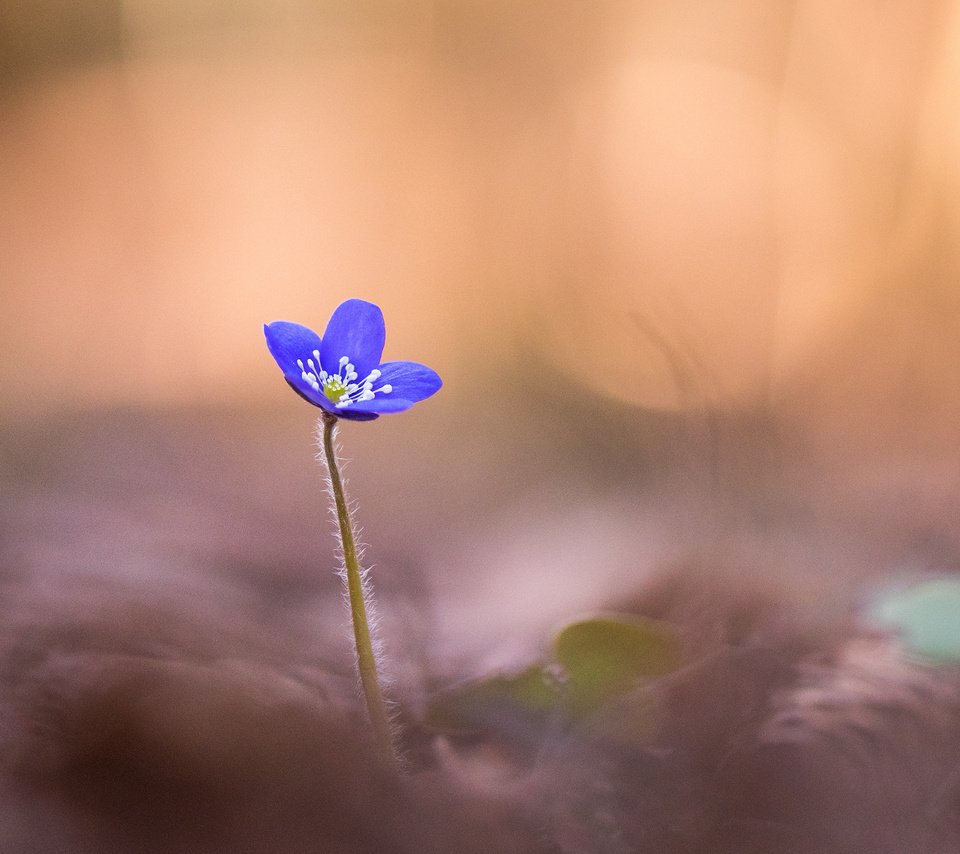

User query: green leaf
[424,665,559,737]
[866,577,960,663]
[553,614,680,718]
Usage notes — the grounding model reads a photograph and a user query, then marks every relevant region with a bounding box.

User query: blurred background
[3,0,960,666]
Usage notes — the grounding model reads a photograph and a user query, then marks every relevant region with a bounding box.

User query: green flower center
[323,377,348,403]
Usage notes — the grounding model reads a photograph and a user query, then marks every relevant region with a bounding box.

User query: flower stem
[320,412,398,772]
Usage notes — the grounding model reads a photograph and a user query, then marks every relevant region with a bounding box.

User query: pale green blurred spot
[867,578,960,663]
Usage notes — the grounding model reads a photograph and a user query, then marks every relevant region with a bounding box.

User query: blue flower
[264,299,442,421]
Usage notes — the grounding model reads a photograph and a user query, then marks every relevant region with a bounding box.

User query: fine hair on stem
[317,412,399,772]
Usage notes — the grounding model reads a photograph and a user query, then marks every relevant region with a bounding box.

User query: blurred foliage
[553,615,680,718]
[426,613,680,746]
[425,664,558,741]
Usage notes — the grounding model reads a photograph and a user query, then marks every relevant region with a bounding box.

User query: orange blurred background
[3,0,959,421]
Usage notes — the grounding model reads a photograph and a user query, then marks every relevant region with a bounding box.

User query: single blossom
[264,299,442,421]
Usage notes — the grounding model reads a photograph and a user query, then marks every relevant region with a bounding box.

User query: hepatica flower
[264,298,441,421]
[263,298,441,774]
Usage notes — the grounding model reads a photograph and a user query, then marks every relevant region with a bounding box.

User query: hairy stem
[320,412,398,772]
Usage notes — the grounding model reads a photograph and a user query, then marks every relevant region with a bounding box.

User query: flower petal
[375,361,443,403]
[329,406,380,421]
[341,360,441,414]
[319,299,385,380]
[264,321,328,407]
[341,396,416,415]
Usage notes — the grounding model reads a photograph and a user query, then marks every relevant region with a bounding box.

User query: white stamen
[301,351,397,409]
